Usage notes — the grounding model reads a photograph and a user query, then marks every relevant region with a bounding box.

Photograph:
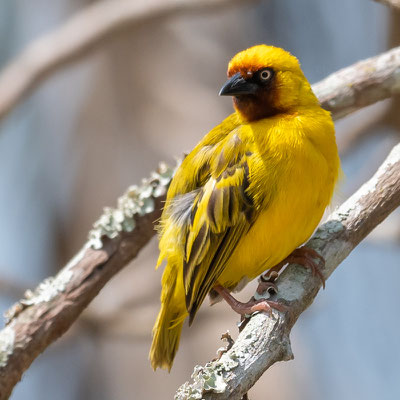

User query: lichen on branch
[88,162,174,249]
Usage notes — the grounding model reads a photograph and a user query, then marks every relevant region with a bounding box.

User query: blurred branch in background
[0,0,256,122]
[0,1,399,124]
[313,45,400,120]
[176,142,400,399]
[374,0,400,10]
[338,7,400,156]
[0,46,399,399]
[336,103,389,155]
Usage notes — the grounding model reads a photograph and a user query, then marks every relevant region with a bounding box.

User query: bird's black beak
[219,72,258,96]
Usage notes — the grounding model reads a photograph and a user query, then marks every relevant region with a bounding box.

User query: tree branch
[0,48,399,398]
[175,144,400,399]
[0,164,174,399]
[0,0,254,122]
[313,46,400,120]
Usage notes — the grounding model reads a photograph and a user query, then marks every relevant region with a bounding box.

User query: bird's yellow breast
[217,107,339,288]
[151,44,341,372]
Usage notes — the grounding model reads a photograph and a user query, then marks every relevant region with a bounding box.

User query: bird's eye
[259,68,273,82]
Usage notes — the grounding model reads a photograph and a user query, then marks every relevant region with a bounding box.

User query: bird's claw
[256,278,278,296]
[214,284,286,319]
[288,247,326,289]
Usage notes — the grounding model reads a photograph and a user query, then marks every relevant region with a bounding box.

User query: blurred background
[0,0,399,399]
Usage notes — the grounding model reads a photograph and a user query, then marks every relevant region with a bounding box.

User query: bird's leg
[260,246,326,290]
[256,246,326,296]
[213,285,287,317]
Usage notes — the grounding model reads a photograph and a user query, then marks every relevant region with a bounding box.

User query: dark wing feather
[182,156,255,324]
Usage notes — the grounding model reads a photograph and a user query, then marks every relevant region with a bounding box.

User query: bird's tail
[149,265,187,371]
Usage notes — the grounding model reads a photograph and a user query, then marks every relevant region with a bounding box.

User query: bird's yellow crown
[227,45,301,77]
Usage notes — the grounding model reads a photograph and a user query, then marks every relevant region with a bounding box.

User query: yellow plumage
[150,45,340,371]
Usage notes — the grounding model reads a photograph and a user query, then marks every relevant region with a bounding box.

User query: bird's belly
[217,170,332,290]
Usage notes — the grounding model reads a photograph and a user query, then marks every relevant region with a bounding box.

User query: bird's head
[219,45,318,122]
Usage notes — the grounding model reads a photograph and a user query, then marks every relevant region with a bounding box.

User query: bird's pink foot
[213,285,287,317]
[257,246,326,293]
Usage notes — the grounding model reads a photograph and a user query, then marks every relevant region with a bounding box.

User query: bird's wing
[183,154,255,324]
[156,113,242,271]
[165,113,241,200]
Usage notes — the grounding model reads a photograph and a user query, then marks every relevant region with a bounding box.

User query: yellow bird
[150,45,340,371]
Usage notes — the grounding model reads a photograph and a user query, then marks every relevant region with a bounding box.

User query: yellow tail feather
[149,266,188,371]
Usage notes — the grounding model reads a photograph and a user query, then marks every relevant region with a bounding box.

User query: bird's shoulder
[166,112,244,198]
[167,111,288,209]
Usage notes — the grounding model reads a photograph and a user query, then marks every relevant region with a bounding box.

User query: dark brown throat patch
[233,90,280,122]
